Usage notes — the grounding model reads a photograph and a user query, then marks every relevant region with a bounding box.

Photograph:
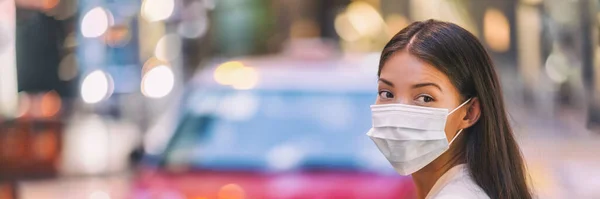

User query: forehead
[380,51,450,86]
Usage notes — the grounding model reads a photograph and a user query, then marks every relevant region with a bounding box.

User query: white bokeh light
[141,65,175,98]
[81,70,113,104]
[81,7,112,38]
[154,34,181,61]
[141,0,175,22]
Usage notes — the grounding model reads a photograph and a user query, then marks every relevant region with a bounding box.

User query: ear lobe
[462,97,481,128]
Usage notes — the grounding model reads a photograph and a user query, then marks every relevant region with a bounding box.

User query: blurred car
[0,92,64,199]
[0,92,63,180]
[131,54,416,199]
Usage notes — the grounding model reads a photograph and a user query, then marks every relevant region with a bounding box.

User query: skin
[376,50,481,199]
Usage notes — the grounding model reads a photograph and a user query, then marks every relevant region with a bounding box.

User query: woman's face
[376,51,469,140]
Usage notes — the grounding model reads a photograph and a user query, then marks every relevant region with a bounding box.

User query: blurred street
[2,0,600,198]
[13,100,600,199]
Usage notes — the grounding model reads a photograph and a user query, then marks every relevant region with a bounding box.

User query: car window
[164,89,393,173]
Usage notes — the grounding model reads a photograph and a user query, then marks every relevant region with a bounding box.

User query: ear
[459,97,481,129]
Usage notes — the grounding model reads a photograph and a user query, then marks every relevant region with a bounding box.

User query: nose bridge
[395,92,412,105]
[395,98,410,105]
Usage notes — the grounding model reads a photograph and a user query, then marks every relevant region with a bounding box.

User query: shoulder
[429,166,489,199]
[433,179,489,199]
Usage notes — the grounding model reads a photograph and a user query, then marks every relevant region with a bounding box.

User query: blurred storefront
[376,0,600,132]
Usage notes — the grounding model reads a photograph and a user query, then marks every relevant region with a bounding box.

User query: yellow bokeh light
[334,13,361,42]
[345,1,385,37]
[213,61,245,85]
[231,67,259,90]
[483,8,511,52]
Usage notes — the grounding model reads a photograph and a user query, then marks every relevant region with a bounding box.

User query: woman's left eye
[416,95,435,103]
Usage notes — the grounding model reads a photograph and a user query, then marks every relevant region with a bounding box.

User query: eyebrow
[378,78,443,91]
[378,78,394,87]
[413,82,442,91]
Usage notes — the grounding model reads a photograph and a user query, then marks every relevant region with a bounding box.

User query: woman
[366,19,532,199]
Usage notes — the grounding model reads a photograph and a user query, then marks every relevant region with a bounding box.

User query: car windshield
[164,89,392,173]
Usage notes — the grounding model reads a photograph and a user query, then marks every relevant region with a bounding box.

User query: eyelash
[416,94,435,104]
[378,90,394,99]
[377,91,436,104]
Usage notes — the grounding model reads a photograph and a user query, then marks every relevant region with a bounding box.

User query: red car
[131,57,416,199]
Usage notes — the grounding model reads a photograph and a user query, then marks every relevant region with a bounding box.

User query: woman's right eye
[378,91,394,99]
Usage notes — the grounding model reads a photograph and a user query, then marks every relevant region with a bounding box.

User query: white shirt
[425,164,490,199]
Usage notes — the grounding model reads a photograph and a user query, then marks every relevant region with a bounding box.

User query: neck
[411,160,454,199]
[411,138,465,199]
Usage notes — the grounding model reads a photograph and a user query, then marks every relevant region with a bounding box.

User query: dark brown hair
[379,19,531,199]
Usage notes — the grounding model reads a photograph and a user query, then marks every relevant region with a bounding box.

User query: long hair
[378,19,531,199]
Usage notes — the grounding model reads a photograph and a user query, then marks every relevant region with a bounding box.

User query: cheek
[443,113,462,141]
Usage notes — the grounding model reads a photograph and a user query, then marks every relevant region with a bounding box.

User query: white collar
[425,164,467,199]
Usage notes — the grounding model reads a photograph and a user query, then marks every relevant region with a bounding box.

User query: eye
[378,91,394,99]
[416,94,435,104]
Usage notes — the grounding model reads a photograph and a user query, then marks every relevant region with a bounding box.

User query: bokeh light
[214,61,245,85]
[63,115,110,174]
[484,8,511,52]
[213,62,259,89]
[81,70,113,104]
[230,67,259,90]
[141,65,175,98]
[345,1,385,38]
[154,34,182,61]
[81,7,113,38]
[334,13,360,42]
[104,25,132,47]
[16,92,31,118]
[40,90,62,117]
[218,184,245,199]
[141,0,175,22]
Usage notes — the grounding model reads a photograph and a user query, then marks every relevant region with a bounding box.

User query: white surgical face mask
[366,98,472,175]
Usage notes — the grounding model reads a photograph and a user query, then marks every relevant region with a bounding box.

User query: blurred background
[1,0,600,198]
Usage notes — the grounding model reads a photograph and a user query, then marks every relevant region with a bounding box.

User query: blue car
[133,55,416,199]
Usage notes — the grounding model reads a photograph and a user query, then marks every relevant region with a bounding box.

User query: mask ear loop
[448,129,463,146]
[447,98,472,146]
[448,98,472,115]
